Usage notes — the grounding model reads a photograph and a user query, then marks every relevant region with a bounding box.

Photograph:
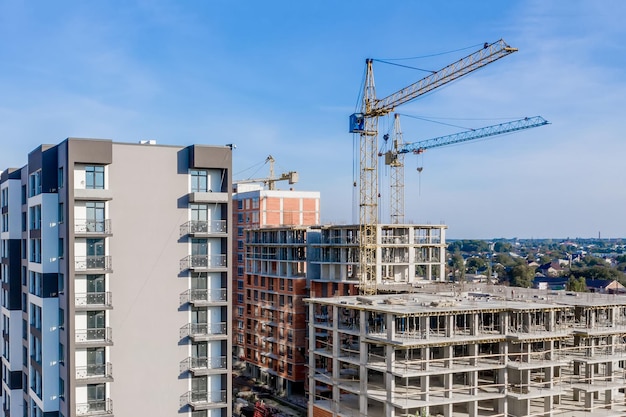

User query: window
[29,171,42,197]
[0,188,7,208]
[58,202,64,223]
[85,166,105,189]
[58,238,64,258]
[59,377,65,400]
[237,226,244,237]
[29,272,42,297]
[22,212,27,231]
[59,308,65,329]
[21,185,26,204]
[58,167,64,189]
[30,304,42,330]
[237,200,243,209]
[29,205,41,230]
[1,213,7,232]
[190,170,208,192]
[237,307,244,317]
[237,280,243,290]
[29,239,41,263]
[237,266,243,277]
[237,293,243,303]
[58,273,64,294]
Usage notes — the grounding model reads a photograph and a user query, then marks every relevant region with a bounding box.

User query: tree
[508,261,535,288]
[466,257,487,274]
[494,241,512,253]
[567,275,587,292]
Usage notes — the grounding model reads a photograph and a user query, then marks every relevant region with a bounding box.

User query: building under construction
[307,284,626,417]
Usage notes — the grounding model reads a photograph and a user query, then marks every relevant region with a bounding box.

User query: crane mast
[385,116,550,223]
[350,39,518,294]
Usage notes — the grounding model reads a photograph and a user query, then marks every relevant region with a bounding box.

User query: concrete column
[544,395,554,416]
[359,310,368,417]
[421,347,430,402]
[385,344,395,417]
[420,316,429,340]
[471,312,479,335]
[444,346,453,398]
[446,314,454,337]
[606,388,614,410]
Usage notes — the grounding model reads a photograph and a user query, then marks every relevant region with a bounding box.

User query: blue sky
[1,1,625,239]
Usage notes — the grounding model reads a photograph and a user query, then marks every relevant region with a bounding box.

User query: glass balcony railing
[179,288,227,305]
[76,398,113,416]
[180,356,227,373]
[75,327,113,344]
[179,390,227,408]
[76,362,113,380]
[74,219,112,234]
[180,220,227,236]
[179,254,226,271]
[179,322,227,339]
[75,292,113,309]
[75,256,112,271]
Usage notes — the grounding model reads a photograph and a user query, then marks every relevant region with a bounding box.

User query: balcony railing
[179,254,226,271]
[180,356,227,373]
[75,292,113,309]
[75,256,112,271]
[180,220,227,236]
[180,288,227,305]
[76,399,113,416]
[180,322,227,339]
[76,362,113,380]
[179,390,227,408]
[75,327,113,344]
[75,219,112,234]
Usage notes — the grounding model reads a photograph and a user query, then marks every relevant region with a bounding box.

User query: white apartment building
[0,138,232,417]
[307,285,626,417]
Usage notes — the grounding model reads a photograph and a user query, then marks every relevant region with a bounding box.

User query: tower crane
[384,115,550,223]
[349,39,518,294]
[234,155,299,190]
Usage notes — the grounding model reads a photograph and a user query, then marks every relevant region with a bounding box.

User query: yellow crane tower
[349,39,518,294]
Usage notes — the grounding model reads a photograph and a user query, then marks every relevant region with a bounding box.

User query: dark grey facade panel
[189,145,232,169]
[27,145,55,175]
[42,272,59,298]
[7,239,22,310]
[9,370,23,390]
[42,144,59,193]
[65,138,113,165]
[0,168,22,182]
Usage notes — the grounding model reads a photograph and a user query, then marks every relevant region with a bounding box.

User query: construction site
[307,285,626,417]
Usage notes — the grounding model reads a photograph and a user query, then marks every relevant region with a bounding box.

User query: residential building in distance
[307,284,626,417]
[232,184,320,395]
[1,138,233,417]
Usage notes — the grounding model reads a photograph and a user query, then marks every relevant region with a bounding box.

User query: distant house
[533,277,625,294]
[537,261,564,277]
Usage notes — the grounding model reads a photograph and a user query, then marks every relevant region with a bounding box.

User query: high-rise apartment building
[232,185,319,370]
[0,138,233,417]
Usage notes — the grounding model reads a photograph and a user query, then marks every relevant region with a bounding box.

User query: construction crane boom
[349,39,518,294]
[234,155,299,190]
[385,115,550,223]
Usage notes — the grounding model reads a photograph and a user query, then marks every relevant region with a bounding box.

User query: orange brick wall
[312,406,333,417]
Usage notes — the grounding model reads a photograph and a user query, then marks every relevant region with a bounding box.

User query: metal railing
[179,254,226,271]
[180,288,227,305]
[76,398,113,415]
[76,362,113,380]
[180,322,227,339]
[75,256,112,271]
[75,219,112,234]
[180,220,227,236]
[75,327,113,344]
[75,292,113,308]
[179,390,227,407]
[180,356,227,373]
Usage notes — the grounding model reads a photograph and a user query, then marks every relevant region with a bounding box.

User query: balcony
[75,219,112,236]
[75,256,112,272]
[180,289,227,307]
[180,356,227,375]
[75,292,113,310]
[75,327,113,347]
[76,362,113,383]
[180,220,227,237]
[179,390,227,411]
[179,254,226,272]
[180,322,227,342]
[76,398,113,416]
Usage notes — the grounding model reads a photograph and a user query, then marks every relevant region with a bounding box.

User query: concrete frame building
[1,138,233,417]
[307,285,626,417]
[309,224,448,298]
